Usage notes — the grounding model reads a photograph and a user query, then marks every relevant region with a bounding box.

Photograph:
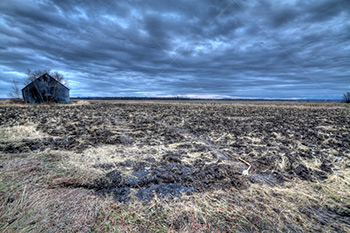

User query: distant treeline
[72,96,193,100]
[1,97,340,101]
[70,97,340,101]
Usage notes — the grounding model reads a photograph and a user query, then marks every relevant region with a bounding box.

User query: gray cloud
[0,0,349,99]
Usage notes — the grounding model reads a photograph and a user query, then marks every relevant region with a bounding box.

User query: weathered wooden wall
[22,74,70,103]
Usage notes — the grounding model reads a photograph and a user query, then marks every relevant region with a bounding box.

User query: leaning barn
[22,73,70,103]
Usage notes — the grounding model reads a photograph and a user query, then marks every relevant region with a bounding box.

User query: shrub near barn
[343,92,350,103]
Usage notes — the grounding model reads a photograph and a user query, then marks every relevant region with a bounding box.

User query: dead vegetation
[0,101,349,232]
[0,124,48,142]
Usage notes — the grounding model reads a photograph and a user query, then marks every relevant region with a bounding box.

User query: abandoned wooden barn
[22,73,70,103]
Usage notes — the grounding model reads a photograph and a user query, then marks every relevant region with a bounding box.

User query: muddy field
[1,100,349,232]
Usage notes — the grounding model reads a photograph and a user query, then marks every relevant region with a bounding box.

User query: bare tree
[7,80,21,99]
[25,69,67,85]
[343,92,350,103]
[51,71,65,83]
[23,69,69,103]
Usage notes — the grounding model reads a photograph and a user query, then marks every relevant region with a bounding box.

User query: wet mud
[299,205,350,230]
[92,158,247,202]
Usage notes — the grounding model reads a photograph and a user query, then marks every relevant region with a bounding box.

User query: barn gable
[22,73,70,104]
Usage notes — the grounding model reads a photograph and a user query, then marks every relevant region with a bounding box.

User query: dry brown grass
[67,144,167,177]
[1,157,349,233]
[0,153,100,233]
[71,100,91,105]
[0,124,48,142]
[0,185,99,232]
[0,99,25,106]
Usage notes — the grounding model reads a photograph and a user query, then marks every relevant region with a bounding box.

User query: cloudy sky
[0,0,349,99]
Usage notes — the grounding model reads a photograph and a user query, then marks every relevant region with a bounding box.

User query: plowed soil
[1,100,350,231]
[1,101,349,206]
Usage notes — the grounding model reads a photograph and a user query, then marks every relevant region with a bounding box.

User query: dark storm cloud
[0,0,349,99]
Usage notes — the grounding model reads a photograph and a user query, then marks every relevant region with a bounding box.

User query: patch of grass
[312,184,322,191]
[0,124,48,143]
[71,100,91,105]
[0,151,100,232]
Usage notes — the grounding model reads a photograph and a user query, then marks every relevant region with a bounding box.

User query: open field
[0,100,349,232]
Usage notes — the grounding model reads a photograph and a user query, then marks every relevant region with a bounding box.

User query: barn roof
[22,73,70,91]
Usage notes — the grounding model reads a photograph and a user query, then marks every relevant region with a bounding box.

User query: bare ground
[0,100,349,232]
